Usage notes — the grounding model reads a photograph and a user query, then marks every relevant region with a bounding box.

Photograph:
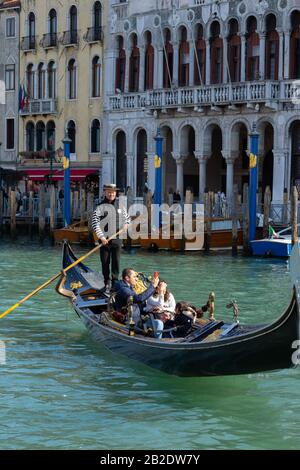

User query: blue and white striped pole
[154,128,163,228]
[62,132,72,227]
[249,123,259,244]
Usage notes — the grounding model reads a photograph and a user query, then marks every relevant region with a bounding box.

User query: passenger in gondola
[114,268,163,338]
[144,280,176,323]
[164,302,197,338]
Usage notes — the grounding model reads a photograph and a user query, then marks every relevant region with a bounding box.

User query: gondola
[57,241,300,377]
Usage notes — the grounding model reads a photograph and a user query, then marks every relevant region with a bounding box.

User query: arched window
[68,59,77,99]
[36,122,46,151]
[163,29,173,88]
[38,63,45,99]
[116,131,126,191]
[290,10,300,79]
[136,129,147,197]
[194,24,206,85]
[46,121,56,151]
[179,27,189,86]
[265,14,279,80]
[144,31,154,90]
[210,21,223,84]
[48,61,56,99]
[115,36,126,92]
[70,5,78,43]
[67,120,76,154]
[246,16,260,81]
[28,12,35,48]
[49,9,57,46]
[92,56,101,97]
[93,1,102,40]
[91,119,100,153]
[228,19,241,82]
[26,122,35,152]
[129,34,140,92]
[26,64,34,99]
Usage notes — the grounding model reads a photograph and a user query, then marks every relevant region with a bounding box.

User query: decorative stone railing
[109,80,298,112]
[20,99,58,115]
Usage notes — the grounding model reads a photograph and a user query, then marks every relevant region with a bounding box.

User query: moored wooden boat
[57,242,300,377]
[53,221,93,245]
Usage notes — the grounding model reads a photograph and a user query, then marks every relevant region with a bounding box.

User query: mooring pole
[62,132,72,227]
[154,128,163,228]
[249,123,259,245]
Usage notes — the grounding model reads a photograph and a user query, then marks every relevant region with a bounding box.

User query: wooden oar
[0,227,127,320]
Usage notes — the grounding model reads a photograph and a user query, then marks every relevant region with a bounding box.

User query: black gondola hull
[62,242,300,377]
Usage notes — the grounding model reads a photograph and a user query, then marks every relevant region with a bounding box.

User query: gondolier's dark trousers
[100,239,122,284]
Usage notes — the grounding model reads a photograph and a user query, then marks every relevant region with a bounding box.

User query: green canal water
[0,241,300,450]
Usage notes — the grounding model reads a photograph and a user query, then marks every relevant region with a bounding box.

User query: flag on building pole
[18,85,23,111]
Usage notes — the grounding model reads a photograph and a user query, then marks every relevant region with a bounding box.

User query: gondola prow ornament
[226,299,240,323]
[127,296,135,337]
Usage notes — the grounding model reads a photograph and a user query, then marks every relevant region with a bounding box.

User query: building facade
[18,0,106,186]
[103,0,300,204]
[0,0,20,184]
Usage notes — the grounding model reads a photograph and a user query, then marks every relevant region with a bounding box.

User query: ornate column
[125,48,130,92]
[205,39,210,85]
[105,50,118,95]
[102,153,114,187]
[172,42,179,87]
[189,42,194,87]
[146,152,155,193]
[278,30,284,80]
[139,46,145,92]
[272,149,286,203]
[284,30,290,79]
[156,48,164,89]
[195,152,209,203]
[222,150,235,203]
[126,153,134,190]
[259,32,266,80]
[240,34,246,82]
[34,69,38,99]
[45,68,49,99]
[172,152,185,198]
[223,37,228,84]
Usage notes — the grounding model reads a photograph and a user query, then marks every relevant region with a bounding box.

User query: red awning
[23,168,99,181]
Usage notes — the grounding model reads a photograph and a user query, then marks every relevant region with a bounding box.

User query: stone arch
[225,16,241,36]
[115,129,127,191]
[180,125,198,197]
[241,13,260,35]
[177,120,197,150]
[135,128,148,197]
[175,23,191,41]
[257,121,275,199]
[204,122,224,193]
[160,125,175,200]
[230,121,249,194]
[289,119,300,193]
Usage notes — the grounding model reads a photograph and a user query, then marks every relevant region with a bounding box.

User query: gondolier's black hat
[103,183,119,191]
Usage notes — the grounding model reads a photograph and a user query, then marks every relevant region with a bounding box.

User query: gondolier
[92,184,130,292]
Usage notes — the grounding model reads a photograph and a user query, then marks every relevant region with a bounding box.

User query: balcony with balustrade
[21,36,36,52]
[108,80,300,113]
[84,27,103,43]
[41,33,58,49]
[61,30,79,47]
[20,99,58,116]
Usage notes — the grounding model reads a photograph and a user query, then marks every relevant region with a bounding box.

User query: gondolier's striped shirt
[92,198,130,240]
